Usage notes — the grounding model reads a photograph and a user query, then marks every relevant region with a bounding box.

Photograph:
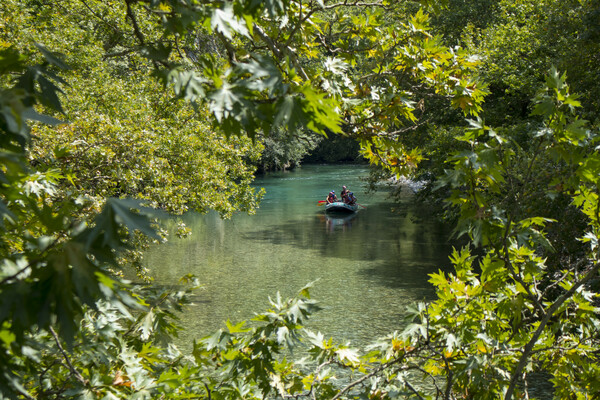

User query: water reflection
[322,212,357,232]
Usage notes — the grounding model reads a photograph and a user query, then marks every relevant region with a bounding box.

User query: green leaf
[167,69,208,102]
[21,108,64,125]
[531,99,554,117]
[273,96,303,130]
[140,43,172,61]
[157,369,182,389]
[108,198,162,239]
[0,328,15,347]
[428,270,448,288]
[579,156,600,184]
[298,281,317,299]
[0,199,15,227]
[445,333,460,351]
[305,331,326,348]
[37,74,65,112]
[564,119,589,144]
[276,326,289,344]
[203,330,230,351]
[237,55,282,93]
[546,66,564,90]
[140,310,155,341]
[300,85,342,134]
[323,57,349,75]
[34,43,69,70]
[335,348,360,364]
[209,82,245,123]
[0,46,26,74]
[211,4,250,39]
[226,319,249,333]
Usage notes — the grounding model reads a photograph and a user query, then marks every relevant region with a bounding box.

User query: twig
[253,25,309,81]
[330,354,407,400]
[37,359,61,395]
[102,48,138,60]
[49,327,87,386]
[174,36,185,60]
[404,379,427,400]
[310,361,330,400]
[284,4,316,49]
[542,266,579,295]
[0,234,64,286]
[125,0,145,45]
[216,32,238,64]
[427,344,454,400]
[79,0,120,33]
[0,264,32,286]
[204,383,212,400]
[385,120,430,137]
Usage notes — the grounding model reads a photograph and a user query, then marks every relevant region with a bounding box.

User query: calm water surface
[146,164,454,347]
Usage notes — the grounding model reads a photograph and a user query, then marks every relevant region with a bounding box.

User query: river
[145,164,455,348]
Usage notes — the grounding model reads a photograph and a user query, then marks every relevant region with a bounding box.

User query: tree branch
[253,25,309,81]
[216,32,238,64]
[79,0,121,33]
[330,354,408,400]
[125,0,145,46]
[102,48,138,60]
[284,3,317,49]
[49,327,87,386]
[0,263,31,286]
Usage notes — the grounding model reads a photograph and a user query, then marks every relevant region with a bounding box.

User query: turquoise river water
[146,164,455,347]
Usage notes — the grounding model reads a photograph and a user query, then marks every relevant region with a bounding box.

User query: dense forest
[1,0,600,399]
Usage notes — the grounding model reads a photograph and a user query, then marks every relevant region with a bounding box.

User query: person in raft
[347,192,357,205]
[326,191,338,204]
[340,185,349,203]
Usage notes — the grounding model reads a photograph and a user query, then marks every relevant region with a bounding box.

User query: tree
[254,128,323,172]
[440,0,600,124]
[414,69,600,398]
[2,0,264,218]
